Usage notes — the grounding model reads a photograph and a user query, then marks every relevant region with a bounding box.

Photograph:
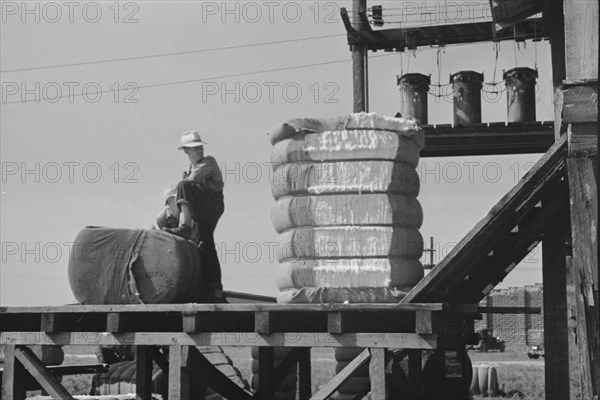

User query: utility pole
[352,0,369,112]
[423,236,436,269]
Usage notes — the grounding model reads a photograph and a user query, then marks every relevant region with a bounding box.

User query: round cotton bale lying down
[270,161,420,200]
[271,193,423,234]
[68,226,203,304]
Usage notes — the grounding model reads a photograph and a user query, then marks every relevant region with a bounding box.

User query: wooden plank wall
[564,0,599,80]
[562,0,599,397]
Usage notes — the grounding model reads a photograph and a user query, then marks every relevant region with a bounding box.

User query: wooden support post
[148,346,169,373]
[566,255,582,398]
[408,350,422,399]
[312,349,371,400]
[545,0,566,139]
[182,312,200,333]
[352,0,368,112]
[567,156,600,398]
[136,346,153,400]
[415,310,433,334]
[1,345,27,400]
[542,202,570,400]
[257,347,275,400]
[254,311,272,334]
[298,347,312,400]
[328,312,346,334]
[106,312,125,332]
[369,348,389,400]
[169,345,190,400]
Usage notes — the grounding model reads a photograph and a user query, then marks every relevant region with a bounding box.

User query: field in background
[55,346,544,399]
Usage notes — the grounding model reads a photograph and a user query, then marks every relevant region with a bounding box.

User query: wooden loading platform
[1,303,479,400]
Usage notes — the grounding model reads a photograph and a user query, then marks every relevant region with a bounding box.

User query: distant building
[475,283,544,345]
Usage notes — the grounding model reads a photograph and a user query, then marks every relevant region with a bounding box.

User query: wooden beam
[168,346,190,400]
[185,346,253,400]
[545,0,566,139]
[328,312,346,334]
[311,349,371,400]
[1,332,439,349]
[369,348,389,400]
[222,290,277,304]
[564,0,598,80]
[542,206,570,400]
[271,348,302,390]
[340,12,548,51]
[478,306,541,314]
[1,345,26,400]
[182,312,200,333]
[421,122,554,158]
[148,347,169,374]
[566,255,583,398]
[14,346,74,399]
[45,363,109,375]
[0,302,451,314]
[568,123,598,158]
[254,311,273,334]
[415,310,433,334]
[136,346,153,400]
[106,312,126,333]
[567,157,600,398]
[256,347,275,399]
[490,0,543,31]
[563,82,598,124]
[298,348,312,400]
[408,350,422,398]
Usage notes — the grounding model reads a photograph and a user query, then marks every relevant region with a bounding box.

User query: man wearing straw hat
[162,130,226,303]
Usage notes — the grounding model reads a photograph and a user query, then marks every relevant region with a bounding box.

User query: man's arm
[186,156,224,191]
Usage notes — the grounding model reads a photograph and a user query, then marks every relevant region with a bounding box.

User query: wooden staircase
[401,135,569,304]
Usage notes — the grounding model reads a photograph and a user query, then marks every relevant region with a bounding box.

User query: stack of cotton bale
[264,112,425,400]
[269,112,425,303]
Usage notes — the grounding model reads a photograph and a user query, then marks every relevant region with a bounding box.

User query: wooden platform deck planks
[420,121,554,157]
[401,134,569,304]
[1,302,478,400]
[0,303,477,348]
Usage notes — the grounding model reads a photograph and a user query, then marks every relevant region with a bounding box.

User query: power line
[3,54,395,105]
[0,34,346,74]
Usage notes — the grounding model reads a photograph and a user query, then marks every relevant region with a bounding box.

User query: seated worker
[156,185,180,231]
[163,130,226,303]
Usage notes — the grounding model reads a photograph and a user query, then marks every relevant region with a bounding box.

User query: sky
[0,1,555,306]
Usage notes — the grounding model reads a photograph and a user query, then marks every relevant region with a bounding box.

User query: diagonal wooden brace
[13,346,74,400]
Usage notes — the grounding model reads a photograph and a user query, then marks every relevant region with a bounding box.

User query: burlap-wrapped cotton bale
[271,129,420,167]
[267,112,426,306]
[268,112,424,149]
[275,258,424,290]
[68,226,203,304]
[277,226,423,262]
[267,112,425,400]
[271,161,420,200]
[271,194,423,233]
